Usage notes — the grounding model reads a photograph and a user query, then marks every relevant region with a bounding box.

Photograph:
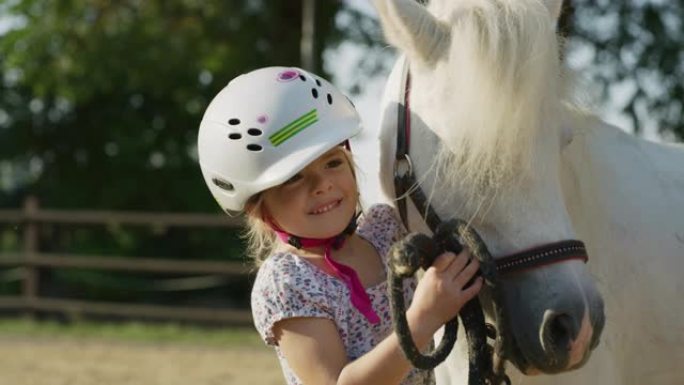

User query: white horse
[370,0,684,384]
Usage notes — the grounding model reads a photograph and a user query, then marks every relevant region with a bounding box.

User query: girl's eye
[327,158,344,168]
[283,173,302,185]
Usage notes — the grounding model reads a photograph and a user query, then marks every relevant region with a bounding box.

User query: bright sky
[328,0,667,205]
[327,49,388,205]
[327,0,387,134]
[0,2,670,199]
[332,0,664,141]
[324,1,391,205]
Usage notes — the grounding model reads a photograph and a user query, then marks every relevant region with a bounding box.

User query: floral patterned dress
[251,204,434,385]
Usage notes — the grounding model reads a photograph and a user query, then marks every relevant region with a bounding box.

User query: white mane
[376,1,684,383]
[414,0,571,202]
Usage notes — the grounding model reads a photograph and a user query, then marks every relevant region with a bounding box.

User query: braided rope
[388,233,460,370]
[440,220,512,385]
[388,222,512,384]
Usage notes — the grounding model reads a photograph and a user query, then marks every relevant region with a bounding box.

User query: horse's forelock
[417,0,568,200]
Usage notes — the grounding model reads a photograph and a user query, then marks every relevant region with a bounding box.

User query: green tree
[0,0,382,304]
[563,0,684,141]
[0,0,376,211]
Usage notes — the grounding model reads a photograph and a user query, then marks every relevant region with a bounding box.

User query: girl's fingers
[444,249,470,276]
[461,277,484,302]
[431,251,456,272]
[454,257,480,288]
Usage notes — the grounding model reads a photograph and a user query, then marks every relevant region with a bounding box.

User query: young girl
[198,67,482,385]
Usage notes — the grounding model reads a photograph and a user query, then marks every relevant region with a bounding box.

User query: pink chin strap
[273,225,381,325]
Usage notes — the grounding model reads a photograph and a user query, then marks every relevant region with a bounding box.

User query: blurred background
[0,0,681,384]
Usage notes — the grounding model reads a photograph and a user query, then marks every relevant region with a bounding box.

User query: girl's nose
[311,172,333,195]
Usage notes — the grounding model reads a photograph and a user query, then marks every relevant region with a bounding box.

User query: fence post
[22,196,39,318]
[300,0,316,71]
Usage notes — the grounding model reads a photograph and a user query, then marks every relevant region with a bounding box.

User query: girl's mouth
[310,199,342,215]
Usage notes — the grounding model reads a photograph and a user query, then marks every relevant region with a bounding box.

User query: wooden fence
[0,197,254,325]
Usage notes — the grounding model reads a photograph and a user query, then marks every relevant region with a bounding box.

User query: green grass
[0,318,263,347]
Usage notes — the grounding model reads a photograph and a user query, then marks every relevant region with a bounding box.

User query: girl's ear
[245,193,267,220]
[260,204,280,231]
[261,209,273,225]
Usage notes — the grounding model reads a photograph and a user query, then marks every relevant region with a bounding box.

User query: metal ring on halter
[394,153,414,180]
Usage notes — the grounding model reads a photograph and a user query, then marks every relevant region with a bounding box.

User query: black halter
[389,60,589,384]
[393,62,588,275]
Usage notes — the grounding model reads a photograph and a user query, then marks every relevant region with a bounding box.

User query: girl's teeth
[314,201,337,214]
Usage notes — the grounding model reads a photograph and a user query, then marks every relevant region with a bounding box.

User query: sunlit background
[0,0,681,384]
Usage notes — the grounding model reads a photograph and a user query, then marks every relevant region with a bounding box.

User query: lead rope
[388,218,511,385]
[445,220,512,385]
[393,57,509,384]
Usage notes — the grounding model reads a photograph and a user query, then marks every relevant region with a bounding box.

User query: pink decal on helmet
[257,115,268,124]
[277,70,300,82]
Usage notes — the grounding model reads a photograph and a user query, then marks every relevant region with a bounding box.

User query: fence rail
[0,197,252,325]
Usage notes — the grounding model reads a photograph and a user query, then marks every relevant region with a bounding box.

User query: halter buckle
[394,153,414,180]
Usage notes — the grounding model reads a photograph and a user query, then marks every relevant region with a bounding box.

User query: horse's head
[375,0,605,375]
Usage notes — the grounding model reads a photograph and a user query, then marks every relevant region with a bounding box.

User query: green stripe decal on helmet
[269,109,318,146]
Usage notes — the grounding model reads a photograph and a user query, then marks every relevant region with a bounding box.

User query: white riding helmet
[198,66,362,212]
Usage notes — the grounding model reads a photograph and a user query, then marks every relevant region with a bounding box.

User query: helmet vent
[212,177,234,191]
[311,88,318,99]
[315,79,322,87]
[228,118,240,125]
[299,75,306,82]
[246,144,263,152]
[327,93,333,105]
[247,128,262,136]
[228,133,242,140]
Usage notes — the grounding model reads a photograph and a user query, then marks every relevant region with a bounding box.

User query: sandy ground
[0,335,284,385]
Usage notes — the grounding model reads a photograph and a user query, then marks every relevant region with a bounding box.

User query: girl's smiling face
[262,147,358,240]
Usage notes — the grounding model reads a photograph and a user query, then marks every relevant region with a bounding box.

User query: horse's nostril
[549,314,573,351]
[541,312,577,356]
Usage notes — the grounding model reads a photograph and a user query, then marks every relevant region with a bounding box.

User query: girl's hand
[406,250,483,336]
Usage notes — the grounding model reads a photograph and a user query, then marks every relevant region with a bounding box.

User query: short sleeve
[357,204,408,257]
[250,254,335,345]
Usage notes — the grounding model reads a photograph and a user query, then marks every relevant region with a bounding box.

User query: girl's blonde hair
[243,147,358,267]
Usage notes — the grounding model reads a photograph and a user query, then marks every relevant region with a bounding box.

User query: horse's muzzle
[501,263,605,374]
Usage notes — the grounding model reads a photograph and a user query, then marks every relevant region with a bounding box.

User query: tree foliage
[565,0,683,141]
[0,0,382,304]
[0,0,680,306]
[0,0,362,210]
[1,1,681,212]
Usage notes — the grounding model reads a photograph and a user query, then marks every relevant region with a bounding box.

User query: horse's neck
[561,119,684,259]
[560,118,684,381]
[432,121,684,385]
[562,117,684,346]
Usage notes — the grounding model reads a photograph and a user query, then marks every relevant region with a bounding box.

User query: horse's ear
[544,0,564,24]
[373,0,450,65]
